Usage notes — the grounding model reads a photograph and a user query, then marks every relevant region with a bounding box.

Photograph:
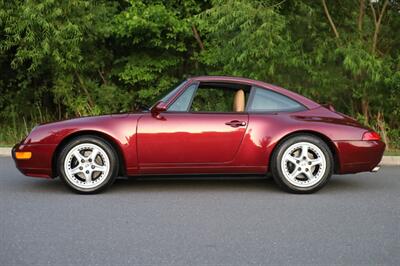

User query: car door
[137,82,249,166]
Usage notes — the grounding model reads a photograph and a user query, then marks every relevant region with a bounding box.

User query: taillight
[362,131,381,141]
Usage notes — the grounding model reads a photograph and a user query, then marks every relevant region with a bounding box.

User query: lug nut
[308,162,312,165]
[79,166,83,170]
[91,165,95,169]
[85,170,89,174]
[81,159,85,163]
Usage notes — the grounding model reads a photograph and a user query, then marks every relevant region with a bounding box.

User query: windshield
[145,80,187,111]
[159,80,187,103]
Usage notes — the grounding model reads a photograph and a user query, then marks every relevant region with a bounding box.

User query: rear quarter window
[247,87,305,113]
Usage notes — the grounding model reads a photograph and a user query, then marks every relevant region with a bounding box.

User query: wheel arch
[269,130,340,174]
[52,130,127,178]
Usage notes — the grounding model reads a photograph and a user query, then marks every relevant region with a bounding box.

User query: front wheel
[58,136,118,194]
[270,134,333,193]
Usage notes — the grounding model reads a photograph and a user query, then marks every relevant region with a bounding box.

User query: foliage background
[0,0,399,149]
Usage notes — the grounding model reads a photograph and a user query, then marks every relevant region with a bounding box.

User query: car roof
[189,76,320,109]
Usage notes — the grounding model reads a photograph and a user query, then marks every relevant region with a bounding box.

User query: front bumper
[334,140,385,174]
[12,142,57,178]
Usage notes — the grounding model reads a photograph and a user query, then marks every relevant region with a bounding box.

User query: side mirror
[151,101,167,116]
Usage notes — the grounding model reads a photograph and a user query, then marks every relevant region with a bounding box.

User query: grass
[384,150,400,156]
[0,125,29,146]
[0,109,46,146]
[0,143,13,147]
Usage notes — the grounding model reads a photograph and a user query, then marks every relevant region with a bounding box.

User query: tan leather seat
[233,89,245,112]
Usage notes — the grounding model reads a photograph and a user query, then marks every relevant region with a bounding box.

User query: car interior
[190,82,251,112]
[233,89,245,112]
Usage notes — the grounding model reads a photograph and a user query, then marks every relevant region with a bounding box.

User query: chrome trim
[371,166,380,172]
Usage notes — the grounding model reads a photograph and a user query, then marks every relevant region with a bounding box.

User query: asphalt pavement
[0,157,399,265]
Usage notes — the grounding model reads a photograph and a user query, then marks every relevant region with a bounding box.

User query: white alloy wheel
[280,142,327,188]
[63,143,111,189]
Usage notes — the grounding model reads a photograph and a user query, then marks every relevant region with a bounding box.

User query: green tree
[0,0,399,148]
[112,0,206,105]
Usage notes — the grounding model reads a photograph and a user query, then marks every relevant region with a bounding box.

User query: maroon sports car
[12,76,385,193]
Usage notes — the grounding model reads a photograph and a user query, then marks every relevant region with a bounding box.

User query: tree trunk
[192,25,205,50]
[370,0,389,54]
[358,0,365,32]
[322,0,339,38]
[361,98,369,125]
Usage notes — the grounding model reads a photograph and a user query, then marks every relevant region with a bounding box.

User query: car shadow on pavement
[8,175,282,194]
[111,176,281,194]
[4,173,382,195]
[109,174,378,194]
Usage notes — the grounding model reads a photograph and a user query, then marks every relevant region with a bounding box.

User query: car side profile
[12,76,385,193]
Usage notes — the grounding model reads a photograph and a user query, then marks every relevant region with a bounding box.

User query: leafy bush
[0,0,399,149]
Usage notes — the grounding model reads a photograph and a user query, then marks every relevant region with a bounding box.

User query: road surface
[0,157,399,265]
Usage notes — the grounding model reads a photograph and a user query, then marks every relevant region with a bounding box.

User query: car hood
[36,112,137,126]
[23,112,143,145]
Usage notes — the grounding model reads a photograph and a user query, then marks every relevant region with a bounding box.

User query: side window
[167,84,197,112]
[189,85,250,113]
[247,87,305,112]
[190,87,236,112]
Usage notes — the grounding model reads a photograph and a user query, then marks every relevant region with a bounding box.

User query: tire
[58,135,118,194]
[270,134,333,194]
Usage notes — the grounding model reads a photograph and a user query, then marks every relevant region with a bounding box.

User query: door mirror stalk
[151,101,167,118]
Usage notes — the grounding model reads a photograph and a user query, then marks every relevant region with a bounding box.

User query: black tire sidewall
[58,136,118,194]
[271,134,333,193]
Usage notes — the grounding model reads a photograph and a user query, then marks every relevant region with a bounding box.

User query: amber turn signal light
[362,131,381,141]
[15,152,32,159]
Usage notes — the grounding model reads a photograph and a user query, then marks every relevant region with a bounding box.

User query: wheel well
[51,131,126,178]
[269,130,340,174]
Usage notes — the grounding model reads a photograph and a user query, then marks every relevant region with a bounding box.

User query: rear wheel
[271,134,333,193]
[58,136,118,193]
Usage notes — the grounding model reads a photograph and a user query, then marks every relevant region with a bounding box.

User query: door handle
[225,120,247,127]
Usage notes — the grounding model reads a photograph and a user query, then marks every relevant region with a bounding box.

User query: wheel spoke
[289,168,302,179]
[310,157,323,166]
[70,166,82,175]
[300,145,309,159]
[303,170,313,180]
[89,148,100,161]
[93,163,106,173]
[73,150,85,161]
[286,154,298,165]
[84,171,92,182]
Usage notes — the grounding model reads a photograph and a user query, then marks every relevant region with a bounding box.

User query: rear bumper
[371,165,380,172]
[334,140,385,174]
[12,143,57,178]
